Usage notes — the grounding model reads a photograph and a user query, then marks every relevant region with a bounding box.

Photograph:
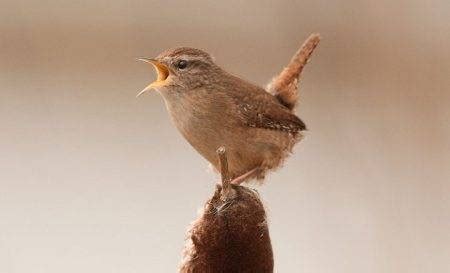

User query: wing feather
[231,88,306,134]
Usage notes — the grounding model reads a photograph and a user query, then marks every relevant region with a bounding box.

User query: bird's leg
[230,167,260,185]
[216,147,235,200]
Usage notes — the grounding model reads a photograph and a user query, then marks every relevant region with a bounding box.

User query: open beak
[136,58,170,97]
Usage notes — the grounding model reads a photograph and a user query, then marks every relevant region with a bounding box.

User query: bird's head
[137,47,219,97]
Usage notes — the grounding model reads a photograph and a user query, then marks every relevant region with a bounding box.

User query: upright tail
[267,33,321,111]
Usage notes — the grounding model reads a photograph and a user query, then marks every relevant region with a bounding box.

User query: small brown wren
[138,34,320,184]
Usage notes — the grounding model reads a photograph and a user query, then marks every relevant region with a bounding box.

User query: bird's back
[220,72,306,135]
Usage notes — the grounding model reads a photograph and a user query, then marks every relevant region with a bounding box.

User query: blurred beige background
[1,0,449,272]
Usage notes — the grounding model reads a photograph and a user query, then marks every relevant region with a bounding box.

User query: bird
[138,34,320,184]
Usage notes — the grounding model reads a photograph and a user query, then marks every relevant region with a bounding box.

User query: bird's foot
[230,167,260,185]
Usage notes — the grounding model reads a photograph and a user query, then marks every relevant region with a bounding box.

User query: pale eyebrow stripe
[178,55,206,61]
[162,54,210,64]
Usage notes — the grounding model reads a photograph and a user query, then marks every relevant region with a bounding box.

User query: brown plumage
[268,33,321,110]
[138,34,320,184]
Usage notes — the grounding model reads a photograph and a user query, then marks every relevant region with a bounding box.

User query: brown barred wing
[235,92,306,134]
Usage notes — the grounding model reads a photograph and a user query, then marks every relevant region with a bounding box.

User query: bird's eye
[176,60,188,70]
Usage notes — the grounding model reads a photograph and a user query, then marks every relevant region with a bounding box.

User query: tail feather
[267,33,321,111]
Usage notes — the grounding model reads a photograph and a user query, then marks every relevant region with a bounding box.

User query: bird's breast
[163,89,231,164]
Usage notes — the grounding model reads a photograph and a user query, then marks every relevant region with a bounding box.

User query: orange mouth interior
[152,61,169,83]
[137,58,170,97]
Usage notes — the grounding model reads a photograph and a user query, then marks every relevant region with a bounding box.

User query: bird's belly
[165,97,295,179]
[173,115,292,177]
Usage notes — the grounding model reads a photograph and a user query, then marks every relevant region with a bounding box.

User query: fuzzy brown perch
[179,147,273,273]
